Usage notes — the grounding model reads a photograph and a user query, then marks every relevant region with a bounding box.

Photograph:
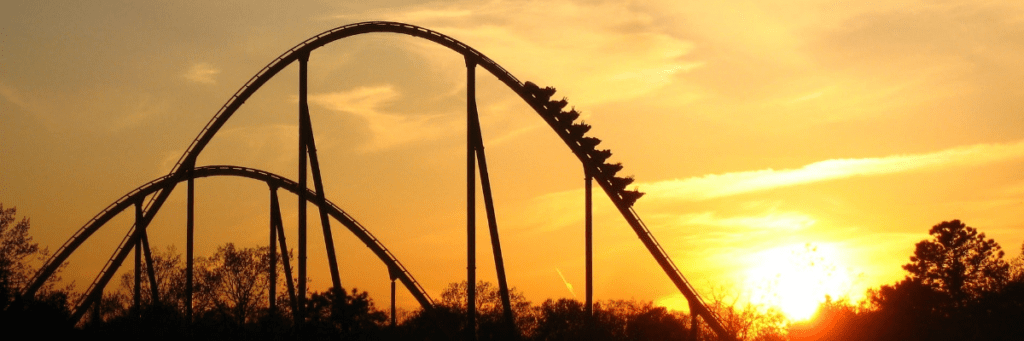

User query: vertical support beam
[391,279,397,327]
[186,165,194,323]
[585,172,593,317]
[136,201,159,306]
[134,231,141,314]
[269,187,279,313]
[273,201,299,320]
[465,57,477,341]
[691,302,701,341]
[471,95,516,333]
[297,51,310,325]
[300,112,343,292]
[389,267,398,328]
[92,292,102,324]
[69,185,177,323]
[140,230,159,304]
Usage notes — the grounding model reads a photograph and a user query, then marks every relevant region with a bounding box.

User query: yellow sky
[2,0,1023,320]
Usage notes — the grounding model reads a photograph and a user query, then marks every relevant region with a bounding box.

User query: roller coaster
[18,22,734,340]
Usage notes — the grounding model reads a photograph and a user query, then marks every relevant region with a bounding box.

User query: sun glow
[745,243,857,321]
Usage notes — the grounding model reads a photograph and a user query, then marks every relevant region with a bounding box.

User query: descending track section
[25,21,731,339]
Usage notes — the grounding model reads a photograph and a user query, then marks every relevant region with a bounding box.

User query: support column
[691,302,701,341]
[135,201,159,306]
[470,87,515,334]
[466,57,477,341]
[300,110,343,292]
[273,208,298,317]
[585,172,593,317]
[186,165,194,323]
[269,187,279,313]
[93,293,102,324]
[297,51,310,325]
[389,267,398,327]
[68,185,177,323]
[140,230,159,304]
[134,232,141,314]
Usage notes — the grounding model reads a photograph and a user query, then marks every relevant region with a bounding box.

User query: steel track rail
[24,165,434,322]
[25,21,730,339]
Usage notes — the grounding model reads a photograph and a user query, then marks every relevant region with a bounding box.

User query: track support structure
[186,163,195,324]
[297,52,310,326]
[466,57,478,341]
[269,187,279,314]
[585,171,593,317]
[270,190,299,319]
[466,57,517,339]
[296,51,345,326]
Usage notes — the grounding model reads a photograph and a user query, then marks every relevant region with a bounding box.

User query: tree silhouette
[435,280,535,339]
[194,243,273,325]
[304,287,388,340]
[1,204,46,308]
[902,220,1009,307]
[0,203,74,337]
[794,220,1024,341]
[116,245,188,312]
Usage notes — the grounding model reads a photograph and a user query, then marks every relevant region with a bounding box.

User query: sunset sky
[2,1,1023,321]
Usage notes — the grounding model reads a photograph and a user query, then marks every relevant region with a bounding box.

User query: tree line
[2,203,1023,340]
[789,220,1024,341]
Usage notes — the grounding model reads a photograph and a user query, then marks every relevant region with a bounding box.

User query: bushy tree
[796,221,1024,341]
[0,204,74,337]
[116,245,188,311]
[434,280,535,339]
[195,243,273,325]
[304,287,388,340]
[902,220,1009,306]
[1,204,45,308]
[698,286,786,341]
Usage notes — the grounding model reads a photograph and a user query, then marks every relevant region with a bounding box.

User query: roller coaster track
[29,165,435,321]
[22,21,732,339]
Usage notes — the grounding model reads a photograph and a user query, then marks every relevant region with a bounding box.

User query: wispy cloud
[107,94,168,132]
[645,140,1024,201]
[0,81,33,111]
[555,268,576,298]
[183,62,220,84]
[333,1,701,106]
[308,86,461,151]
[667,211,817,231]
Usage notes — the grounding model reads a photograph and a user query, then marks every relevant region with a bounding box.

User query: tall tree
[195,243,273,325]
[0,204,73,337]
[902,220,1009,306]
[1,204,43,308]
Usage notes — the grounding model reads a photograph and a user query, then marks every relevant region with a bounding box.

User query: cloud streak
[645,140,1024,201]
[335,1,701,106]
[183,62,220,84]
[668,211,817,231]
[308,86,461,151]
[555,268,576,298]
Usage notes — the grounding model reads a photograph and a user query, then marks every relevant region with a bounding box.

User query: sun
[744,243,856,321]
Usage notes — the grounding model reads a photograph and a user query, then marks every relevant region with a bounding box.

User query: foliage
[195,243,273,325]
[698,286,788,341]
[437,280,535,338]
[116,245,188,311]
[790,220,1024,341]
[1,204,45,308]
[304,287,388,340]
[10,212,1024,340]
[0,204,75,337]
[902,220,1009,306]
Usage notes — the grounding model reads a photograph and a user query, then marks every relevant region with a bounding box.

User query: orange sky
[2,0,1023,321]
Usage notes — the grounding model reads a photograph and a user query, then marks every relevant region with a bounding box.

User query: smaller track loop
[25,165,433,322]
